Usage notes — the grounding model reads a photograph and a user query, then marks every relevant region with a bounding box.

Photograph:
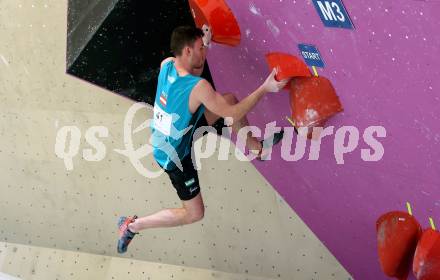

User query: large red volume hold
[188,0,241,46]
[413,229,440,280]
[376,211,422,280]
[289,76,343,129]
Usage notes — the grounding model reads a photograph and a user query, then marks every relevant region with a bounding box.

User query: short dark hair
[170,26,204,56]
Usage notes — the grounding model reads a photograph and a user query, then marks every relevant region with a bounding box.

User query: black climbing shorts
[164,155,201,201]
[194,115,226,137]
[162,115,226,201]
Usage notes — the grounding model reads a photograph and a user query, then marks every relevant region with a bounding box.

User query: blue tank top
[151,60,205,170]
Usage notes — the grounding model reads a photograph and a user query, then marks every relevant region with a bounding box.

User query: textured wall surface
[205,0,440,279]
[0,0,351,279]
[66,0,119,68]
[0,242,283,280]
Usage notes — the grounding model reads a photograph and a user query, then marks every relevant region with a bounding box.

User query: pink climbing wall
[204,0,440,279]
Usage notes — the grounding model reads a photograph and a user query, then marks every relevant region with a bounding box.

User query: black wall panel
[67,0,214,104]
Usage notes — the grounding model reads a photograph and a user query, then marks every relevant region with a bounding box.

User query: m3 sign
[312,0,354,29]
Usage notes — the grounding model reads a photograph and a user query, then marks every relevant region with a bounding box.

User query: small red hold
[376,211,422,280]
[413,229,440,280]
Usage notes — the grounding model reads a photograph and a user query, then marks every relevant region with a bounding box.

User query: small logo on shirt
[160,91,168,107]
[167,75,176,84]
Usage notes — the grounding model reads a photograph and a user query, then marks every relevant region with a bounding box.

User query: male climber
[117,25,288,253]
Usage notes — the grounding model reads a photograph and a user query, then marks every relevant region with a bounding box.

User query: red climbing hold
[265,52,311,82]
[289,76,343,132]
[376,211,422,280]
[188,0,241,46]
[413,229,440,280]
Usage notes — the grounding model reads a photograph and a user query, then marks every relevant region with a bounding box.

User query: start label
[298,44,325,68]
